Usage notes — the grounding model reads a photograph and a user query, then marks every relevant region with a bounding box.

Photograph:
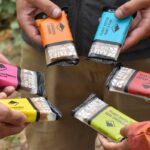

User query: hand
[0,103,26,139]
[98,126,130,150]
[115,0,150,52]
[16,0,62,45]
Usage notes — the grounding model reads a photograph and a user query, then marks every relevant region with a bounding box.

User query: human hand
[16,0,62,45]
[98,126,130,150]
[0,103,26,139]
[115,0,150,52]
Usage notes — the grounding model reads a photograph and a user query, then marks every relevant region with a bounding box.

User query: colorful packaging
[88,8,133,64]
[73,94,135,142]
[106,65,150,100]
[35,11,79,66]
[0,97,62,122]
[0,63,45,96]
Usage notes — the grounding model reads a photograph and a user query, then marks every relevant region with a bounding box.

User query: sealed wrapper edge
[88,42,120,64]
[0,97,62,122]
[105,64,122,89]
[36,72,46,96]
[45,42,79,66]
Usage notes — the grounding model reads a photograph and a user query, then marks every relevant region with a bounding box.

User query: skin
[17,0,150,51]
[115,0,150,52]
[16,0,61,45]
[0,103,26,139]
[0,53,26,138]
[98,126,131,150]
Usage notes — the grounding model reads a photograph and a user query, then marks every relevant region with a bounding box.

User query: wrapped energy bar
[88,8,133,64]
[73,94,135,142]
[35,11,79,66]
[0,63,45,96]
[106,65,150,100]
[0,97,62,122]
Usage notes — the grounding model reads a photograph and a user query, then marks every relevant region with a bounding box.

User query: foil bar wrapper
[0,63,45,96]
[88,8,132,64]
[106,65,150,100]
[36,11,79,66]
[0,97,62,122]
[73,94,135,142]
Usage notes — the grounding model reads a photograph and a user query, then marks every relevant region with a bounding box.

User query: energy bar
[35,11,79,66]
[0,97,62,122]
[106,65,150,100]
[88,8,133,64]
[73,94,135,142]
[0,63,45,96]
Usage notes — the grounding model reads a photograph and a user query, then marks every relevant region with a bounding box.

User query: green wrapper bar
[73,94,136,142]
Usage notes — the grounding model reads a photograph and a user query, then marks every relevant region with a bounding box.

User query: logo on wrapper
[8,100,19,106]
[106,120,115,127]
[0,64,7,71]
[112,24,120,32]
[57,23,65,31]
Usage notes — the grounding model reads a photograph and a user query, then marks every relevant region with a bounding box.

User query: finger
[120,125,129,137]
[0,104,26,125]
[115,0,150,18]
[0,123,25,139]
[129,12,141,31]
[5,111,26,126]
[0,53,10,64]
[18,14,42,45]
[98,134,128,150]
[121,23,150,51]
[27,0,62,18]
[98,135,117,150]
[0,92,7,99]
[2,86,15,96]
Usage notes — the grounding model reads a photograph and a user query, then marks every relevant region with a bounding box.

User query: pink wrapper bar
[0,63,45,96]
[0,63,18,88]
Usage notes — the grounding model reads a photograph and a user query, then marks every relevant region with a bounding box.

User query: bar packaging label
[0,98,37,122]
[127,71,150,98]
[94,11,132,44]
[0,63,18,88]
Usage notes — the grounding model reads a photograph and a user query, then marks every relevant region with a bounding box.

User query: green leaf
[10,20,19,29]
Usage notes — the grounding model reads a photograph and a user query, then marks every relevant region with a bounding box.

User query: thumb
[28,0,62,18]
[120,125,129,137]
[115,0,150,18]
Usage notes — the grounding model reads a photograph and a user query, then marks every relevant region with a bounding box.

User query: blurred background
[0,0,27,149]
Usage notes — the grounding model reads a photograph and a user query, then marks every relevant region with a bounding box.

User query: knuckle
[121,4,131,15]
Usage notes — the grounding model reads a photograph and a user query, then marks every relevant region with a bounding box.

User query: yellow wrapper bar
[0,97,62,122]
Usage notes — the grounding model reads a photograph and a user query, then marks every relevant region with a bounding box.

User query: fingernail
[51,8,61,18]
[115,8,123,18]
